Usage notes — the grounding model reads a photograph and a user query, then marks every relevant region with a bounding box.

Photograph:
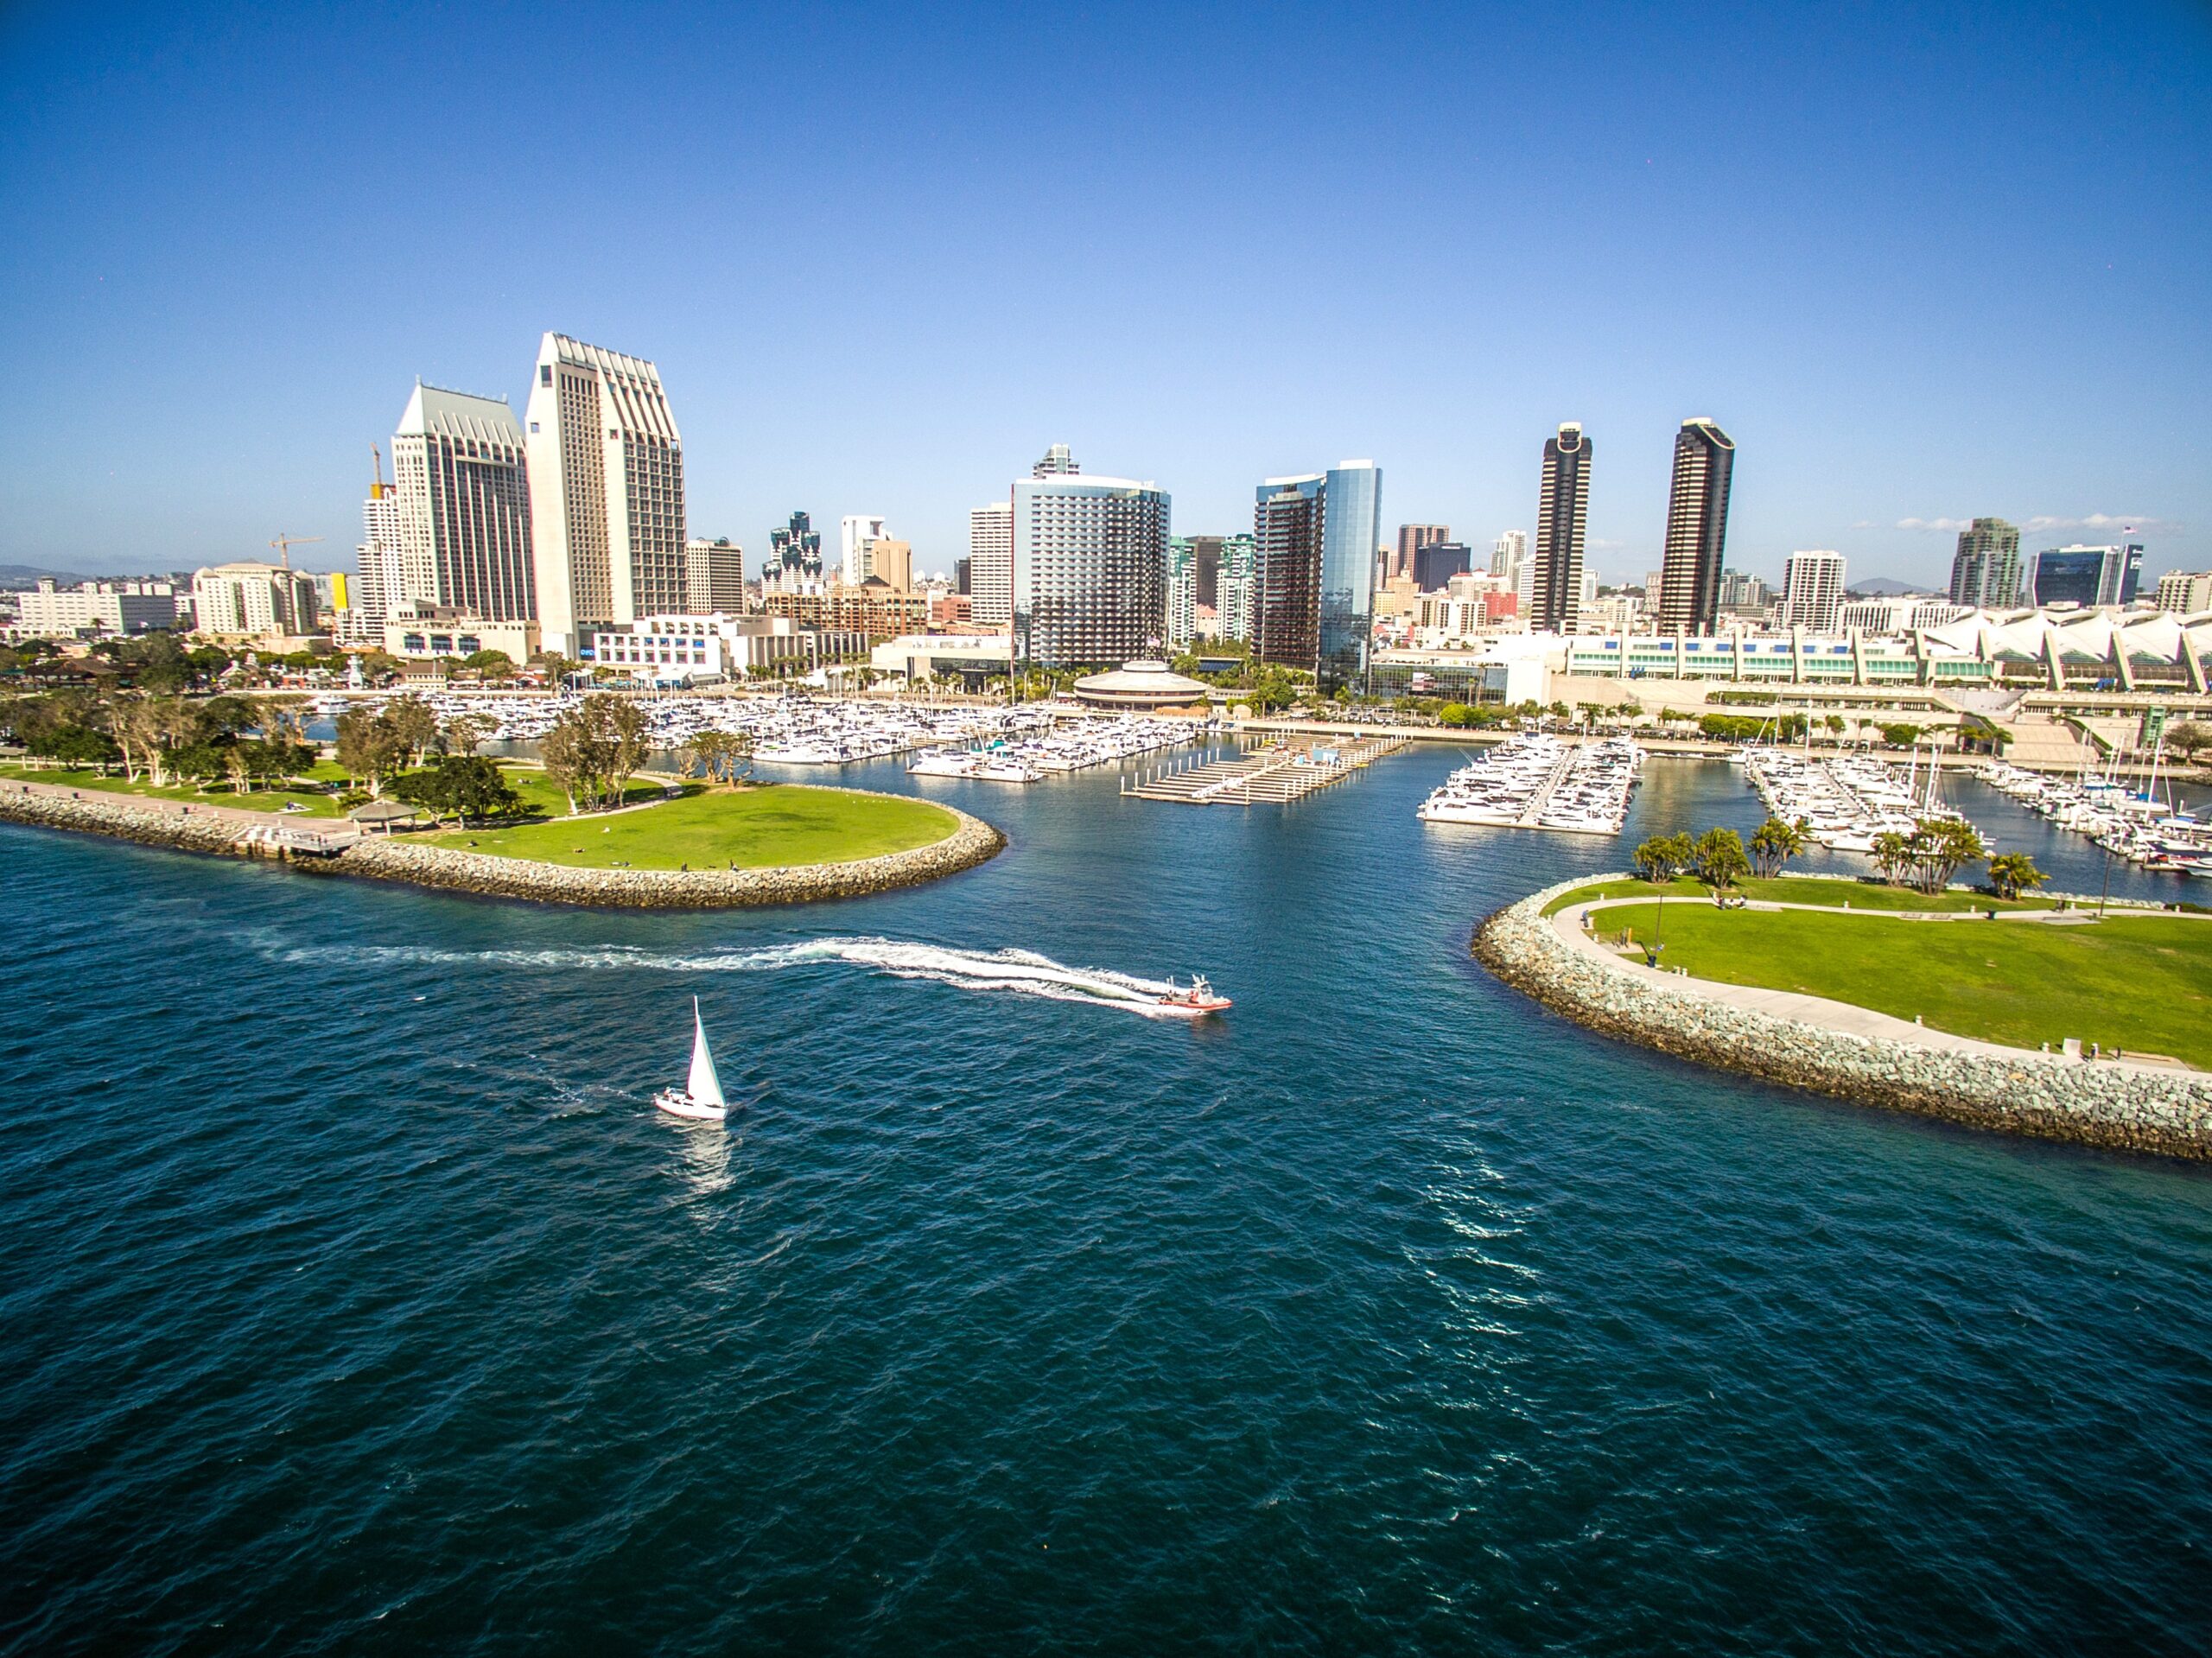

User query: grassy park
[1590,899,2212,1067]
[430,782,959,870]
[0,759,352,816]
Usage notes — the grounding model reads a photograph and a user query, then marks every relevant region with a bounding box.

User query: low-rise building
[384,603,540,664]
[868,631,1014,686]
[2157,570,2212,614]
[193,562,321,639]
[589,613,863,683]
[14,577,184,638]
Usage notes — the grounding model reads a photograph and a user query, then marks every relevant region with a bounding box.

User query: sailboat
[654,997,729,1121]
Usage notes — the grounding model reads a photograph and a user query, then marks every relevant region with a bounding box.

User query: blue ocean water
[1,753,2207,1655]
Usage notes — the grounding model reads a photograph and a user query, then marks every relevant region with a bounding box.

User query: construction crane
[269,533,323,570]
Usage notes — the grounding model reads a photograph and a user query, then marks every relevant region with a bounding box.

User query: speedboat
[1155,974,1232,1016]
[653,997,729,1121]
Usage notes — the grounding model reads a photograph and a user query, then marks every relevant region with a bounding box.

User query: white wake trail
[270,937,1198,1016]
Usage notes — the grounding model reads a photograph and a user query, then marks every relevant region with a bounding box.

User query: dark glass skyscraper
[1656,418,1735,633]
[768,511,823,581]
[1253,461,1382,694]
[1531,423,1591,633]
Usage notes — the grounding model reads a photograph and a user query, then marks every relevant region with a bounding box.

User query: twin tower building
[356,333,728,657]
[1529,417,1737,637]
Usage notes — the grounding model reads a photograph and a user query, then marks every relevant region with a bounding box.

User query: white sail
[685,997,726,1108]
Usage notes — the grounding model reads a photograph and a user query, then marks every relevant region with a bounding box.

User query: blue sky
[3,0,2208,588]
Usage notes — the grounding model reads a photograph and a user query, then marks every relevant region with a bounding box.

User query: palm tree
[1871,829,1912,886]
[1692,827,1751,891]
[1748,816,1810,877]
[1986,851,2046,901]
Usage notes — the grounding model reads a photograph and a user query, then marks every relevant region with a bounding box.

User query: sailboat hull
[653,1089,728,1121]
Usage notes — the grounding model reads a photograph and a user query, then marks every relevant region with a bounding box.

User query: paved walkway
[1550,895,2201,1076]
[0,776,359,848]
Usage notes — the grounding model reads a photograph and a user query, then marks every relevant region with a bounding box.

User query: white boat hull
[654,1088,727,1121]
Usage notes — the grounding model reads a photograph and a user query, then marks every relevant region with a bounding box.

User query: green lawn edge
[426,782,962,872]
[1588,900,2212,1067]
[1540,873,2055,918]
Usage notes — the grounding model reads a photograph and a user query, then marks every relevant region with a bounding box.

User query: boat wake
[271,937,1200,1016]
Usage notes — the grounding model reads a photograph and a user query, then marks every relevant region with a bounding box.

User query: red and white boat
[1155,974,1232,1016]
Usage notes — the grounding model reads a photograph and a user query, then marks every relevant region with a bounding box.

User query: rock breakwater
[1473,874,2212,1162]
[0,783,1003,910]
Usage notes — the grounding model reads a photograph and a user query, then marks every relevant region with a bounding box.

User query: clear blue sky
[3,0,2208,588]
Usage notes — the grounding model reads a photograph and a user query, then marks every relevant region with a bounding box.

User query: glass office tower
[1255,461,1382,695]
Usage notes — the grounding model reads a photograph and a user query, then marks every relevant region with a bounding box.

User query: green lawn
[499,767,679,818]
[0,761,345,816]
[1592,900,2212,1066]
[430,783,960,870]
[1541,874,2053,918]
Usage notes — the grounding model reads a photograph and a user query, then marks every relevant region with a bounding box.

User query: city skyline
[2,3,2205,587]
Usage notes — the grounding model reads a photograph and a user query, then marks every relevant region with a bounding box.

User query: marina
[1739,747,1983,852]
[320,690,1208,775]
[906,716,1201,784]
[1122,735,1408,805]
[1977,754,2211,876]
[1416,734,1643,834]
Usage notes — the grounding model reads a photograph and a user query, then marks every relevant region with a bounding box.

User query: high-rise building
[1413,541,1472,593]
[766,511,824,587]
[1251,461,1382,692]
[1218,535,1256,645]
[1531,424,1592,632]
[1781,550,1847,632]
[869,539,913,592]
[1166,537,1198,647]
[841,515,888,586]
[351,448,404,642]
[684,537,745,613]
[1491,530,1528,581]
[1717,568,1775,619]
[2155,569,2212,613]
[969,500,1013,626]
[524,334,685,652]
[1182,535,1226,610]
[1033,443,1079,478]
[391,383,535,622]
[1948,518,2023,609]
[954,556,972,597]
[1010,470,1169,667]
[1656,418,1735,633]
[1395,524,1449,582]
[2027,544,2126,607]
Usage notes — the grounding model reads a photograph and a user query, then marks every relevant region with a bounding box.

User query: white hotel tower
[524,333,687,653]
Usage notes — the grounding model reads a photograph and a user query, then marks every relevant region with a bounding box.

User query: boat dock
[1122,737,1407,805]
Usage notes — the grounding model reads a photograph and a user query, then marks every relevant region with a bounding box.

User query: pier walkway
[1122,737,1407,806]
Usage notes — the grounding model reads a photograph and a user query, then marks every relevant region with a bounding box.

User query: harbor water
[1,752,2207,1653]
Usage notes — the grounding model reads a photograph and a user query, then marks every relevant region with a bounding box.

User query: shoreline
[0,780,1004,910]
[1472,874,2212,1162]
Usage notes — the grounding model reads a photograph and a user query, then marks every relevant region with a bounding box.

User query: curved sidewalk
[1550,896,2199,1076]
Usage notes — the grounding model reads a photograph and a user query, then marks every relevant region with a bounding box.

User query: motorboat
[653,997,729,1121]
[1156,974,1232,1016]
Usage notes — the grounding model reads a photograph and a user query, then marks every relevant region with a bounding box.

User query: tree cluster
[390,755,523,827]
[678,729,755,786]
[537,694,651,814]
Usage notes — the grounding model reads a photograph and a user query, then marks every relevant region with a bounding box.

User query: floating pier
[1122,737,1408,805]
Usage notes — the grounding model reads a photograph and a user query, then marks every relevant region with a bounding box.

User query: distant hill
[1846,576,1939,597]
[0,563,94,589]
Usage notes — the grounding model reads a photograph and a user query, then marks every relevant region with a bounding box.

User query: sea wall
[0,787,251,856]
[1472,874,2212,1162]
[0,784,1004,910]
